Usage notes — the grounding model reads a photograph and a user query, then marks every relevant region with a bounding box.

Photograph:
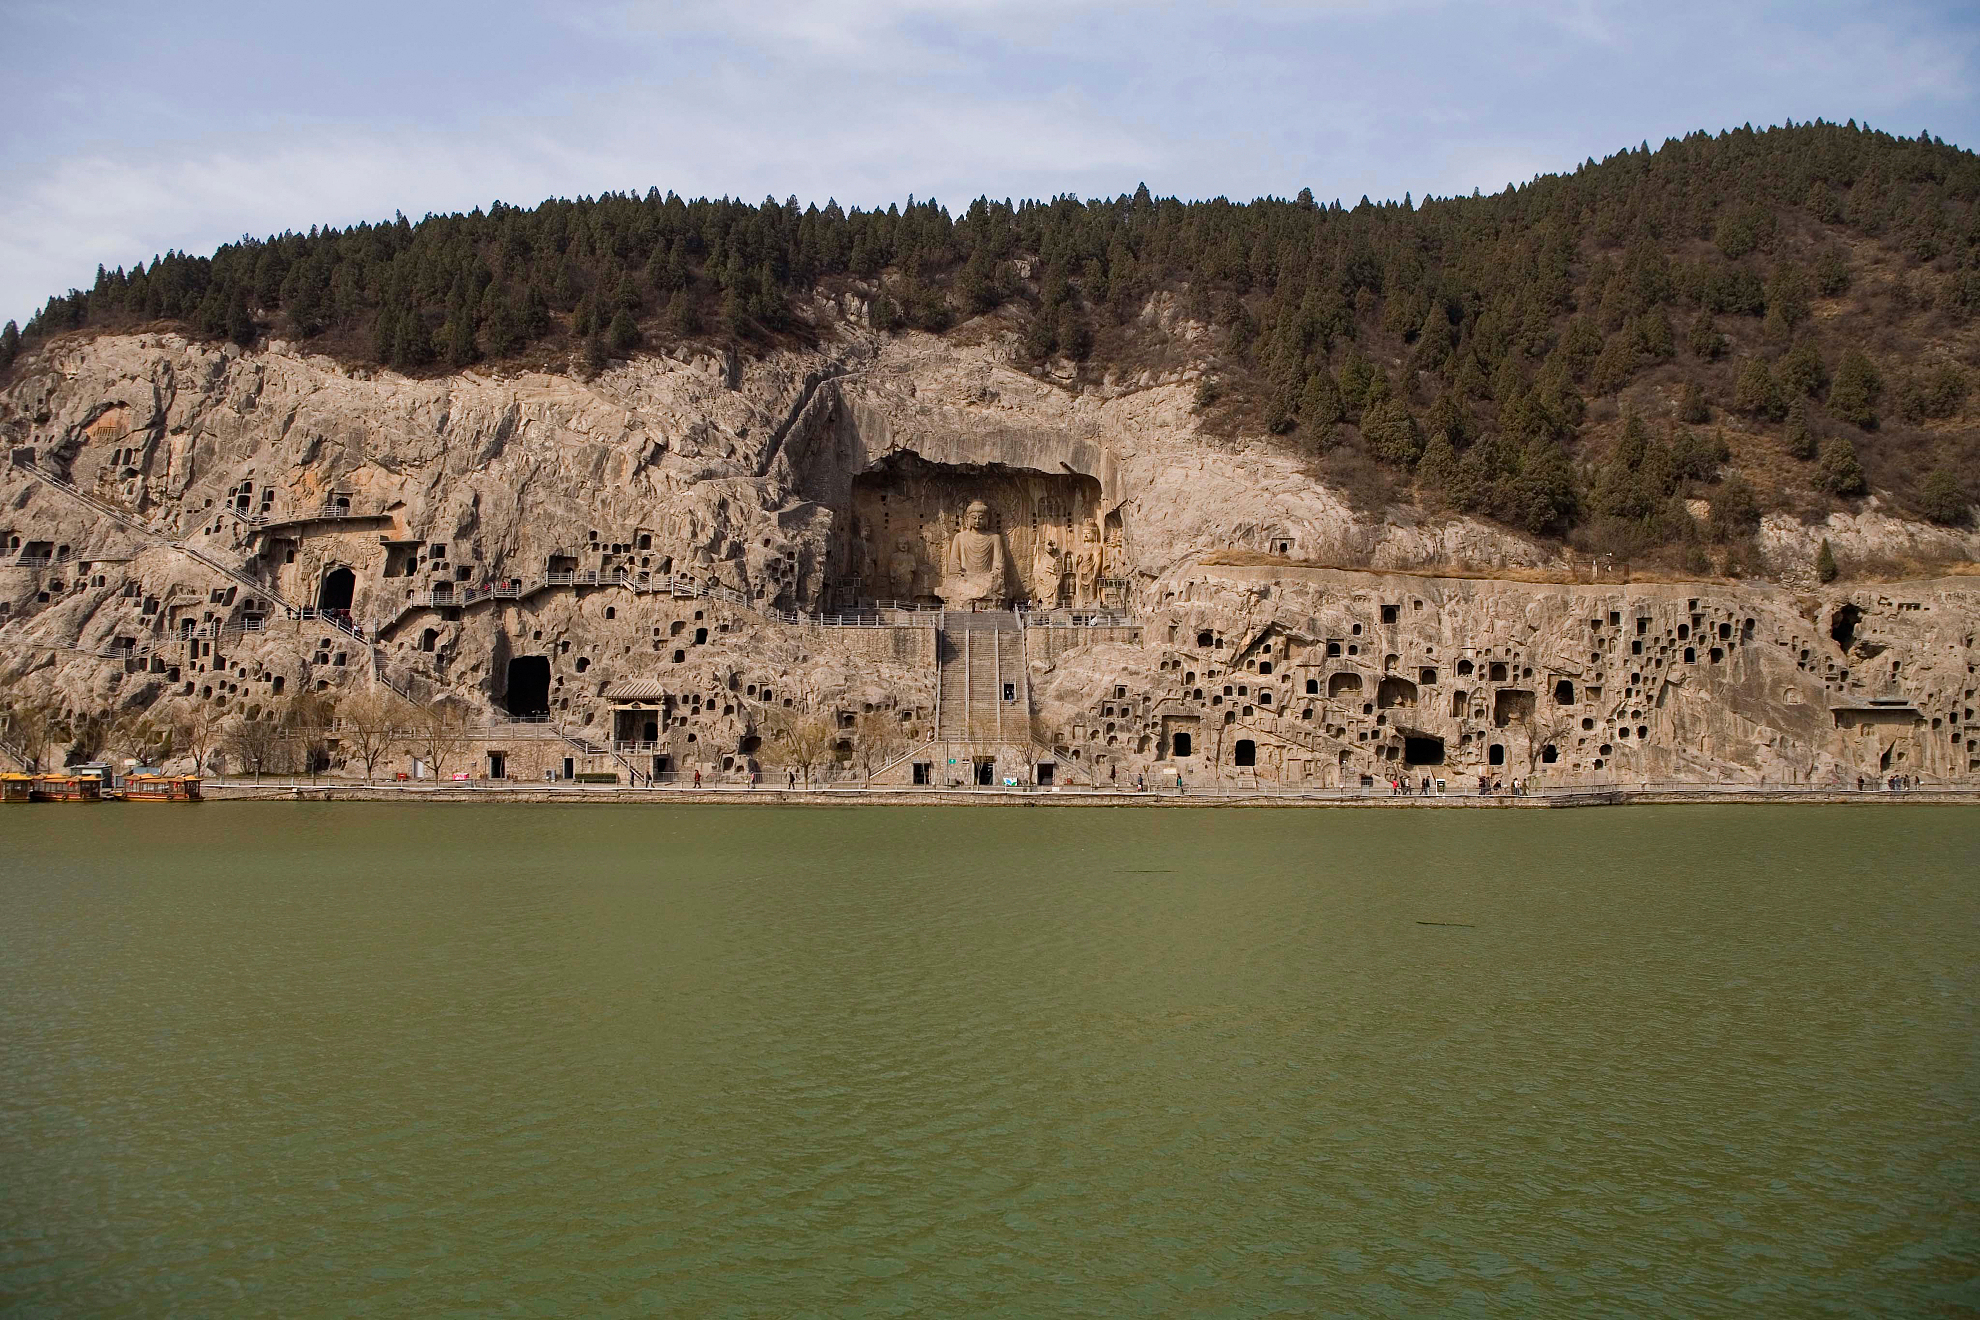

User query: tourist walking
[693,769,702,789]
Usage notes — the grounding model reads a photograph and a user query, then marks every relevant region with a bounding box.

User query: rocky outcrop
[1,322,1974,787]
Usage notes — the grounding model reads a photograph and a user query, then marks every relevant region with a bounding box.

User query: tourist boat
[121,774,203,802]
[31,770,106,802]
[1,773,34,802]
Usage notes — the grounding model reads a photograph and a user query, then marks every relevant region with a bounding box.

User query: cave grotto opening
[504,656,552,718]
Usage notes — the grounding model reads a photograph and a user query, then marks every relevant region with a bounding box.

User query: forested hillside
[7,120,1977,562]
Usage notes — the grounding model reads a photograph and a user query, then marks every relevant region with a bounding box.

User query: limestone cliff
[2,323,1975,787]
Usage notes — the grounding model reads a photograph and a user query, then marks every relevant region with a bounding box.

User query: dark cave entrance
[1403,735,1445,767]
[1831,604,1861,652]
[504,656,551,717]
[317,566,355,612]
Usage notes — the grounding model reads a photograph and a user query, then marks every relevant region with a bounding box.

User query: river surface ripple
[1,804,1976,1316]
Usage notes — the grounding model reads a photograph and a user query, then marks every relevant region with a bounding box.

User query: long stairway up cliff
[935,612,1024,743]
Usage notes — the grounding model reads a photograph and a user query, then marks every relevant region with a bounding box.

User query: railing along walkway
[203,779,1980,802]
[379,570,981,635]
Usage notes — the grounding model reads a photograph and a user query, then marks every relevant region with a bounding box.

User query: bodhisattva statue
[938,500,1011,609]
[1031,537,1065,607]
[1073,523,1103,605]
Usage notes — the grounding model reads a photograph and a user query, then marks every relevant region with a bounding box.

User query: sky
[3,0,1977,326]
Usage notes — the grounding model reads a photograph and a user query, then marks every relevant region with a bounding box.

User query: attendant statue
[851,520,878,593]
[1073,523,1103,605]
[937,501,1011,609]
[1031,538,1066,607]
[888,536,922,600]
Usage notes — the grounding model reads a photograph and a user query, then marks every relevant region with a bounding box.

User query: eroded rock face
[1,327,1974,786]
[1031,566,1979,787]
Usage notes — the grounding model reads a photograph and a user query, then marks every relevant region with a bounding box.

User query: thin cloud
[3,0,1977,324]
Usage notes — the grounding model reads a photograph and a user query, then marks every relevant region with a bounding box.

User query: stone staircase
[936,610,1025,742]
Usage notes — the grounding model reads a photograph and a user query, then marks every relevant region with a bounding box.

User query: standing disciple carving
[1031,538,1066,607]
[889,536,922,601]
[937,501,1011,609]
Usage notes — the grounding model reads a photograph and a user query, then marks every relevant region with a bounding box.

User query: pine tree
[482,294,524,357]
[1764,262,1810,334]
[225,293,256,348]
[1362,400,1423,466]
[1817,435,1867,496]
[1813,247,1851,297]
[394,311,435,368]
[1415,431,1459,505]
[519,284,551,340]
[1828,350,1881,428]
[667,287,701,336]
[1301,371,1345,429]
[1685,311,1726,360]
[1589,333,1635,394]
[1056,305,1093,361]
[1918,468,1967,525]
[1709,474,1761,541]
[1783,400,1816,460]
[1503,437,1579,536]
[1678,381,1709,424]
[3,319,23,368]
[444,313,479,367]
[1816,538,1838,583]
[1777,339,1827,398]
[1734,358,1785,419]
[1594,415,1653,519]
[1669,428,1730,483]
[607,309,640,353]
[371,306,400,363]
[1336,350,1374,417]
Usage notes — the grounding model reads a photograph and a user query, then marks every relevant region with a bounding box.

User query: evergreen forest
[7,120,1978,561]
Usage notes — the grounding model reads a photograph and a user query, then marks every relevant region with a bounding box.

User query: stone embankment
[197,781,1980,809]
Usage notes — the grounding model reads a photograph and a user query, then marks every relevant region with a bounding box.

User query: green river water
[1,803,1976,1316]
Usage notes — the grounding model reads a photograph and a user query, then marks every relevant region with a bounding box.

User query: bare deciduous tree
[108,707,173,768]
[222,713,285,781]
[283,690,340,777]
[1525,712,1576,777]
[173,701,225,776]
[414,703,472,780]
[852,708,907,784]
[1,695,56,771]
[765,708,835,787]
[67,711,111,764]
[339,688,406,781]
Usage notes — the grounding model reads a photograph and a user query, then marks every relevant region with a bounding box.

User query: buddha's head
[964,501,991,531]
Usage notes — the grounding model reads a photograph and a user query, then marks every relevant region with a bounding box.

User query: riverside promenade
[197,780,1980,809]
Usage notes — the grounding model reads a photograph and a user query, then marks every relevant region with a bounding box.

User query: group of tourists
[1473,776,1528,796]
[1858,774,1919,791]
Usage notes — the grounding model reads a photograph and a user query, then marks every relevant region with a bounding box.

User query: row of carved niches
[846,457,1119,607]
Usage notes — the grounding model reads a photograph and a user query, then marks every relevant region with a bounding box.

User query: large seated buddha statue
[937,500,1011,610]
